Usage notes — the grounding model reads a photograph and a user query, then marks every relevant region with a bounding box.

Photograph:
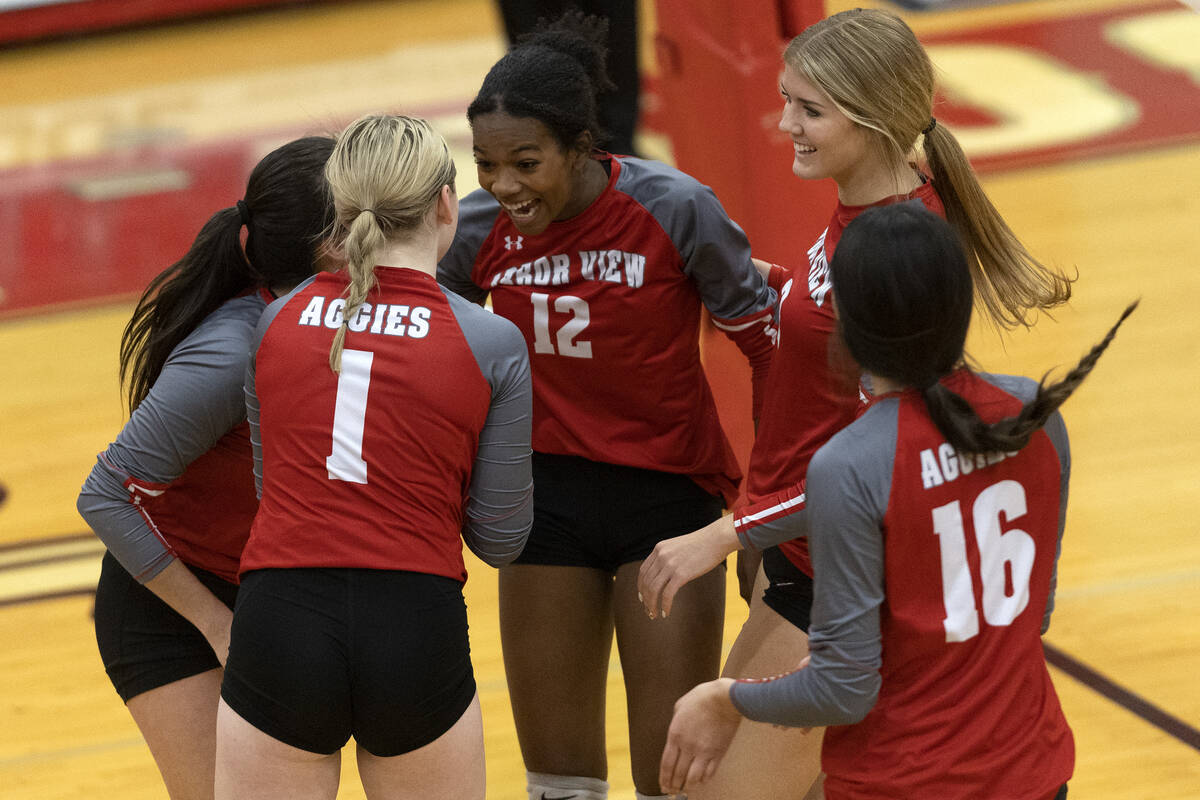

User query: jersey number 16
[932,479,1037,643]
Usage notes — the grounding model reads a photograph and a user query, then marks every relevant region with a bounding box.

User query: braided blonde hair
[324,114,457,372]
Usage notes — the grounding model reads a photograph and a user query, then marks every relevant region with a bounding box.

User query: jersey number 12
[931,479,1036,642]
[531,292,592,358]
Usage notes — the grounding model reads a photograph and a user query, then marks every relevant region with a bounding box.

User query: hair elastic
[236,199,251,226]
[922,117,937,135]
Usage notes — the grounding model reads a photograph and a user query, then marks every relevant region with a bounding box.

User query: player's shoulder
[209,292,268,328]
[611,156,734,251]
[975,371,1039,404]
[261,275,323,322]
[613,155,708,203]
[440,288,528,384]
[179,292,269,353]
[440,286,522,342]
[816,398,902,473]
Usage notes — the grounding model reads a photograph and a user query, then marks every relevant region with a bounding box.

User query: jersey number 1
[326,348,373,484]
[931,479,1036,642]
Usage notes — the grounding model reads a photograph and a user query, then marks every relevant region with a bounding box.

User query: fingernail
[638,592,643,603]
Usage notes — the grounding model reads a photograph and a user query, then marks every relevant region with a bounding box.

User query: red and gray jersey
[438,155,775,505]
[734,184,944,569]
[731,370,1074,800]
[240,268,533,583]
[77,292,272,583]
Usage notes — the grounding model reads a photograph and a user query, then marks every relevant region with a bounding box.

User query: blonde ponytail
[324,115,457,372]
[922,122,1073,329]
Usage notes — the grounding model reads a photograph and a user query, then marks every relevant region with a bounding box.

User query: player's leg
[94,551,238,800]
[126,672,224,800]
[613,560,725,796]
[500,453,619,797]
[356,694,485,800]
[605,465,727,797]
[214,699,341,800]
[685,558,823,800]
[500,563,615,790]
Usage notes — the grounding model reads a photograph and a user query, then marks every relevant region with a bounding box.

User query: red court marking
[1,1,1196,318]
[922,1,1200,172]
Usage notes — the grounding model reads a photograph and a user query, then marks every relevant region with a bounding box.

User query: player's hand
[659,678,741,796]
[638,515,740,618]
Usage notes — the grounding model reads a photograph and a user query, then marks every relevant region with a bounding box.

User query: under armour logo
[505,235,524,251]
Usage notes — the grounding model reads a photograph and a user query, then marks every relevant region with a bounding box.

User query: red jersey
[241,268,533,582]
[79,292,273,583]
[738,183,944,572]
[439,155,776,506]
[732,370,1074,799]
[826,372,1074,798]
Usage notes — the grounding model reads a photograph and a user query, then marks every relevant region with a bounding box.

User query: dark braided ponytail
[921,302,1137,454]
[831,203,1135,455]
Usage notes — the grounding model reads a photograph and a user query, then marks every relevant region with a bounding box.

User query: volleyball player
[215,114,533,800]
[77,135,334,800]
[437,12,776,800]
[638,9,1075,797]
[660,203,1133,800]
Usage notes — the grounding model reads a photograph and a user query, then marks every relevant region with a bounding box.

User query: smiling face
[777,64,877,188]
[471,111,596,236]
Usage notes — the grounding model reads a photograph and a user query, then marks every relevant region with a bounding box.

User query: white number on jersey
[932,479,1036,642]
[325,348,373,484]
[531,292,593,358]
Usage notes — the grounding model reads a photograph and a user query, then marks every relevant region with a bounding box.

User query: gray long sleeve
[76,295,265,581]
[730,404,894,728]
[446,288,534,566]
[730,374,1072,726]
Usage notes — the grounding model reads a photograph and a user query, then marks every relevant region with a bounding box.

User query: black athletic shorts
[515,452,724,572]
[221,567,476,757]
[761,546,814,633]
[94,550,238,703]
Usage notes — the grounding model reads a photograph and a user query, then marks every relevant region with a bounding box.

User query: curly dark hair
[468,10,616,151]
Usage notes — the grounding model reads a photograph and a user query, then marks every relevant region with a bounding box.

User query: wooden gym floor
[0,0,1197,797]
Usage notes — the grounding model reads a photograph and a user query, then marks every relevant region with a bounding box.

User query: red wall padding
[0,0,338,46]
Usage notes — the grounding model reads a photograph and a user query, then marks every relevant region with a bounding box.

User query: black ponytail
[120,135,335,414]
[921,301,1137,454]
[832,203,1135,455]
